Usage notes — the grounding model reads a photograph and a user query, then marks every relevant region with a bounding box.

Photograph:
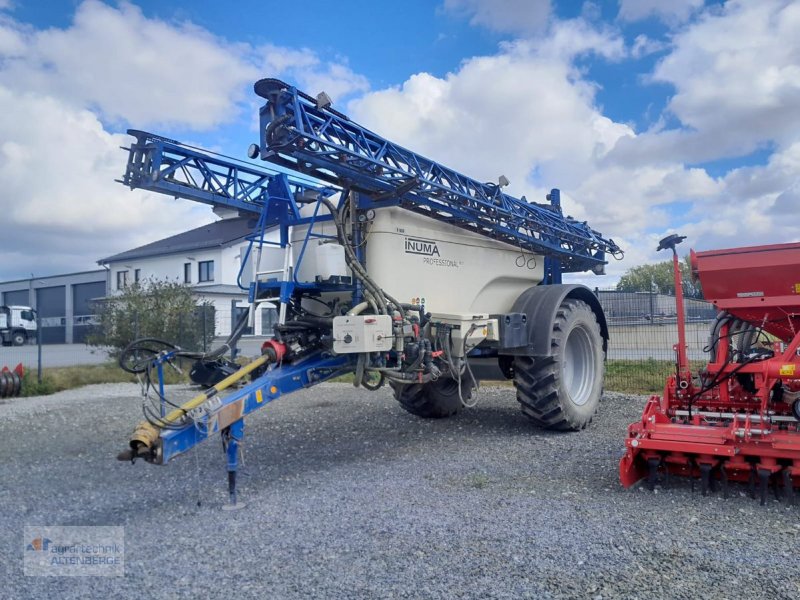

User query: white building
[99,215,278,337]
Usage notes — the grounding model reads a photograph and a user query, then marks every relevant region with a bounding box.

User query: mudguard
[499,284,608,357]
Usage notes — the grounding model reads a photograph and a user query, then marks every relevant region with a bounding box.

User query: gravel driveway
[1,382,797,599]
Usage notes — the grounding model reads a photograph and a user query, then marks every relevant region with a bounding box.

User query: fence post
[37,314,43,384]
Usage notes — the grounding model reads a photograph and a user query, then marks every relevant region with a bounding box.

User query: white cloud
[618,0,703,24]
[610,0,800,166]
[0,17,25,55]
[0,85,210,279]
[346,18,722,285]
[630,34,668,59]
[0,2,370,131]
[653,1,800,142]
[542,17,626,61]
[0,1,371,280]
[348,7,800,284]
[260,45,319,73]
[258,45,369,102]
[443,0,552,34]
[655,1,800,144]
[0,1,258,129]
[349,28,630,198]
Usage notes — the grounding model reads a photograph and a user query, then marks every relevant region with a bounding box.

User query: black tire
[392,374,474,419]
[11,331,26,346]
[515,299,604,430]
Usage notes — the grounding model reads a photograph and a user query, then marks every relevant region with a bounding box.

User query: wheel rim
[562,324,597,406]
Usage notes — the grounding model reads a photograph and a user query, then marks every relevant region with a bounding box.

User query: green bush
[20,370,56,396]
[86,279,215,358]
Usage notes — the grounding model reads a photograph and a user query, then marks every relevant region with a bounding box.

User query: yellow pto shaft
[123,353,273,456]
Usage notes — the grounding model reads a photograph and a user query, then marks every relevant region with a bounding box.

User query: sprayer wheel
[515,299,604,431]
[391,375,473,419]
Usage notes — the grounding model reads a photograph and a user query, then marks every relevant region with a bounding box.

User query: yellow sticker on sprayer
[779,364,796,376]
[256,389,264,403]
[794,283,800,294]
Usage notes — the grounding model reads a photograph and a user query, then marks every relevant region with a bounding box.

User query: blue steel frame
[121,129,353,307]
[157,353,351,465]
[121,132,360,474]
[122,129,323,216]
[253,79,621,273]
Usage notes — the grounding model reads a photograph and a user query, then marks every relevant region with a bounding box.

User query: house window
[198,260,214,283]
[134,269,141,283]
[184,263,192,284]
[116,270,129,290]
[260,306,278,336]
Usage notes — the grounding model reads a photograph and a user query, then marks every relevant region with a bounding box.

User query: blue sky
[0,0,797,282]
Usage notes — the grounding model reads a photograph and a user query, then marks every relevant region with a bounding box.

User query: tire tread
[515,299,603,431]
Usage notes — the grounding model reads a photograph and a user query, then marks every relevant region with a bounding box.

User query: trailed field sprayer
[620,235,800,504]
[116,79,621,506]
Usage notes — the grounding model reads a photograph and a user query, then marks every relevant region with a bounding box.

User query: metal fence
[0,305,220,384]
[1,290,717,394]
[596,289,714,393]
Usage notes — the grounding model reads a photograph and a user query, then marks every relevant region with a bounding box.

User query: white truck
[0,305,37,346]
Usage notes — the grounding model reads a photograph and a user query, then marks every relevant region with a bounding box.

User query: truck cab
[0,305,37,346]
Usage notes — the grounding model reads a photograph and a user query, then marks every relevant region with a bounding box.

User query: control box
[429,312,500,358]
[332,314,394,353]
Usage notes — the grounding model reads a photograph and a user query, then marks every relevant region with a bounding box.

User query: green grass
[18,362,191,397]
[604,359,705,394]
[20,363,135,396]
[11,357,700,398]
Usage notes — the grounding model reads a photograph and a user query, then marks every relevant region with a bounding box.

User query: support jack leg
[222,419,246,511]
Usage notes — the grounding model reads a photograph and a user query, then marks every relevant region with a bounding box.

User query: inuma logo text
[404,237,440,256]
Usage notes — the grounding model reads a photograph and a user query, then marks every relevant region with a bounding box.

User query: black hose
[265,113,293,149]
[319,195,390,314]
[289,315,334,328]
[361,371,384,391]
[119,338,177,374]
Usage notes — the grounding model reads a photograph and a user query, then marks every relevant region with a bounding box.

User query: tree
[616,256,702,298]
[87,279,215,357]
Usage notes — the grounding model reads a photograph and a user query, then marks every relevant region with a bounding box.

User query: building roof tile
[99,218,254,264]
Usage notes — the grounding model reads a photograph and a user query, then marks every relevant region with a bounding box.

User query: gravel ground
[0,382,798,599]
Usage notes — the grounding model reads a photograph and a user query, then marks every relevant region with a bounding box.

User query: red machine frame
[619,238,800,504]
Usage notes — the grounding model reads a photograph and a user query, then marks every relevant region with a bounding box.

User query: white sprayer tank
[287,206,543,315]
